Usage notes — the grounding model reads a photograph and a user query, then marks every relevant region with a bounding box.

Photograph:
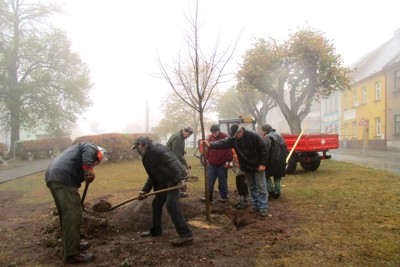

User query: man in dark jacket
[201,124,232,203]
[133,136,193,246]
[166,126,193,198]
[45,142,105,264]
[203,124,269,217]
[261,124,288,199]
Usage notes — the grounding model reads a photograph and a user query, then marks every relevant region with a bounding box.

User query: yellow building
[341,28,400,150]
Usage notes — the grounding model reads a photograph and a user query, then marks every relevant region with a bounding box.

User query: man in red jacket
[201,124,232,203]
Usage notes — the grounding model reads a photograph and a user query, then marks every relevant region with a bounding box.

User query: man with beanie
[201,124,232,203]
[203,124,269,217]
[260,124,288,199]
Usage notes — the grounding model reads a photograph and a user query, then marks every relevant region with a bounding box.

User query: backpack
[267,133,288,177]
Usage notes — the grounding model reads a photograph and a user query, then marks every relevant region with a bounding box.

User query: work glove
[177,180,187,191]
[84,169,95,184]
[138,191,147,200]
[186,164,191,171]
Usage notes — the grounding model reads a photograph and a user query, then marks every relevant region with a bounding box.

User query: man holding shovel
[132,136,193,246]
[45,142,105,264]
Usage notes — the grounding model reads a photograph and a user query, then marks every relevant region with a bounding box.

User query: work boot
[259,209,268,217]
[65,252,95,264]
[79,241,91,251]
[234,195,248,209]
[180,192,189,198]
[200,197,214,204]
[140,231,161,238]
[170,236,193,246]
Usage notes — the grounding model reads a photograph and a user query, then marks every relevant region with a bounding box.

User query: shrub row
[73,133,160,162]
[16,137,73,160]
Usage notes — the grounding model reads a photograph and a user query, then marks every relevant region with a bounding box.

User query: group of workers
[44,123,286,264]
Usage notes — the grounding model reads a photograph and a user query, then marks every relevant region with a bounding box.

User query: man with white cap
[45,142,105,264]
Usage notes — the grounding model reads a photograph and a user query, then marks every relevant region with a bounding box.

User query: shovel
[81,183,89,206]
[109,185,181,211]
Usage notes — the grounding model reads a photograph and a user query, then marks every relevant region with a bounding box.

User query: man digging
[132,136,194,246]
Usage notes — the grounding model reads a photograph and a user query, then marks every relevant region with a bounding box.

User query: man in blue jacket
[203,124,269,217]
[45,142,105,264]
[133,136,193,246]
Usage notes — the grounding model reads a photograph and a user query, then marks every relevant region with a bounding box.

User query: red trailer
[282,133,339,173]
[193,117,339,173]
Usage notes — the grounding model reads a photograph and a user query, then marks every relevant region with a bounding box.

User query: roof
[351,28,400,83]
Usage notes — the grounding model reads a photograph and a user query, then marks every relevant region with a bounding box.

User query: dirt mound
[110,197,205,231]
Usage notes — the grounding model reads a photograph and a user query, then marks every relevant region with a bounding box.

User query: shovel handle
[109,185,181,211]
[81,183,89,206]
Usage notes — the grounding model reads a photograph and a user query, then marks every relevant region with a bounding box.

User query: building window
[375,117,381,137]
[344,124,348,139]
[395,70,400,93]
[344,94,348,110]
[395,115,400,135]
[375,81,381,100]
[352,122,357,138]
[362,87,367,104]
[353,90,358,107]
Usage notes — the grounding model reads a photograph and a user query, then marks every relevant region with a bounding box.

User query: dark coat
[45,142,99,188]
[209,129,268,173]
[141,142,187,193]
[262,129,287,177]
[166,130,187,166]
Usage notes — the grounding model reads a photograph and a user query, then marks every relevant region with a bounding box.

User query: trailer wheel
[285,155,297,174]
[300,153,321,171]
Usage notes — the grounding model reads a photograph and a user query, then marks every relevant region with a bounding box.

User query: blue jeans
[150,184,193,238]
[245,171,268,211]
[207,163,229,199]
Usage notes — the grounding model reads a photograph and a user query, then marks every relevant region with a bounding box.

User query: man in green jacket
[166,126,193,198]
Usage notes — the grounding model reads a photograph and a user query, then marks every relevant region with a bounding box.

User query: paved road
[329,148,400,174]
[0,158,52,184]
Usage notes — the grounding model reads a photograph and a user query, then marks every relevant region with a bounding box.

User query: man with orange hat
[45,142,105,264]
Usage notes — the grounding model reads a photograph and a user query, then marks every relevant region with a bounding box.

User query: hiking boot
[200,197,214,204]
[180,192,189,198]
[250,207,259,213]
[65,252,95,264]
[235,202,248,210]
[219,198,228,203]
[140,231,161,238]
[170,236,193,246]
[259,209,268,217]
[79,241,91,251]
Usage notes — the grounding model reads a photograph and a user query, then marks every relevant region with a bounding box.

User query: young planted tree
[237,27,351,134]
[0,0,92,154]
[157,0,239,221]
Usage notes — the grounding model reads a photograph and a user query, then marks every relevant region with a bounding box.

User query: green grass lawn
[1,153,400,266]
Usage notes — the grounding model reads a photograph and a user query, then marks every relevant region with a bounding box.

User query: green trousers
[47,182,82,259]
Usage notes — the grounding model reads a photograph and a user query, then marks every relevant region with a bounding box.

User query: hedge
[16,137,72,160]
[73,133,160,162]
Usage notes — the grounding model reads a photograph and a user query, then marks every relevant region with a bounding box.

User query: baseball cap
[184,126,193,133]
[131,136,152,149]
[229,124,240,137]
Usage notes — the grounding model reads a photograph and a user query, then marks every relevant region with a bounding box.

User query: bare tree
[157,0,239,221]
